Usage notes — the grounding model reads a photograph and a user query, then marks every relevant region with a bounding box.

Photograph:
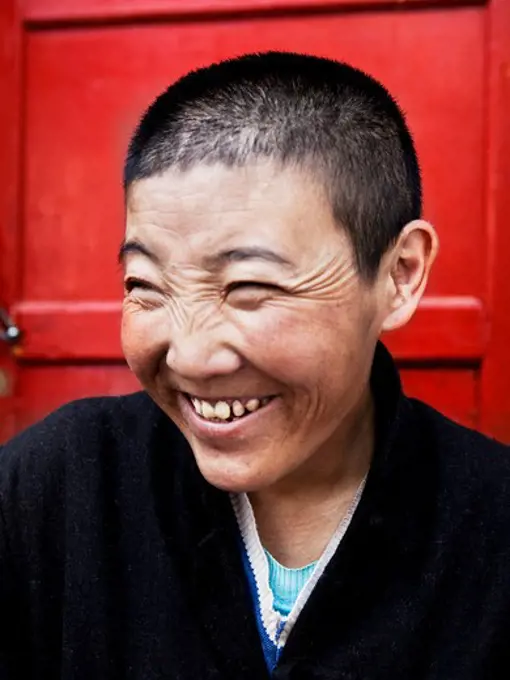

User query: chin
[193,454,278,494]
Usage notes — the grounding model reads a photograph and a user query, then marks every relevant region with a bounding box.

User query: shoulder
[409,396,509,460]
[408,397,510,516]
[1,390,156,459]
[0,392,163,511]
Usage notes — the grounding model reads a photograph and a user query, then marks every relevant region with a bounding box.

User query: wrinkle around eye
[124,283,167,312]
[124,295,163,314]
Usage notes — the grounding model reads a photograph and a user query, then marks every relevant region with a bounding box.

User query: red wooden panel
[11,296,487,362]
[22,0,473,24]
[384,297,487,362]
[13,364,138,432]
[480,0,510,443]
[0,0,22,442]
[23,6,485,310]
[13,301,121,359]
[400,367,478,430]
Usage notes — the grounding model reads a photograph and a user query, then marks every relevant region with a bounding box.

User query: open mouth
[183,393,275,424]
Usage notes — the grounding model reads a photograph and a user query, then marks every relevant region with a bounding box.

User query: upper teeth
[190,396,269,421]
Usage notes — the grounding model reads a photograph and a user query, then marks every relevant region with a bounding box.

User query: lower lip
[177,393,279,440]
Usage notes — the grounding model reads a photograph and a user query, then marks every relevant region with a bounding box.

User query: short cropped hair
[124,52,421,280]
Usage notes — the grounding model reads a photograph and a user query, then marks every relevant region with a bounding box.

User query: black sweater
[2,346,510,680]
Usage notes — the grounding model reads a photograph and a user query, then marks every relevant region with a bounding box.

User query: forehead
[125,161,347,264]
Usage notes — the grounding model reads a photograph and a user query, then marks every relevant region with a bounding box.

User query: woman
[1,52,510,680]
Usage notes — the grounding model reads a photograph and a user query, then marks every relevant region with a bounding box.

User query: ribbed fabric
[264,549,317,616]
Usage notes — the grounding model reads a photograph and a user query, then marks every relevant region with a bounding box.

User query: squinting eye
[124,278,152,293]
[227,281,280,293]
[225,281,283,309]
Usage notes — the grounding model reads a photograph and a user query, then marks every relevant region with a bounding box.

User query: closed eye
[124,278,154,293]
[227,281,281,293]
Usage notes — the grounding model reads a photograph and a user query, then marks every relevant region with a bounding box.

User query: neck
[248,387,374,567]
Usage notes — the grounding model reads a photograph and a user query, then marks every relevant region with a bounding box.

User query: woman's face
[122,161,389,492]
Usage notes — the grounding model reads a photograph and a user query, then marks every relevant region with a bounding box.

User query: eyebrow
[118,241,295,271]
[118,239,161,266]
[203,247,295,271]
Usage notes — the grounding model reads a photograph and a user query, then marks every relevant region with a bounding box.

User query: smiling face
[121,161,392,493]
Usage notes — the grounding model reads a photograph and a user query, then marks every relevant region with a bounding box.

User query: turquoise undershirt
[264,549,318,616]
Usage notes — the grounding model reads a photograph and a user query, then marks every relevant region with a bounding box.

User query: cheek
[237,303,374,391]
[121,308,167,379]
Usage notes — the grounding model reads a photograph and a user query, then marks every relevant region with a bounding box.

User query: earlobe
[381,220,439,332]
[382,296,418,332]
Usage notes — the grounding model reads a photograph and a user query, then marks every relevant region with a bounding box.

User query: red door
[1,0,510,443]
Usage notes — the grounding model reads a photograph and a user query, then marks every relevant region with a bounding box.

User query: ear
[381,220,439,332]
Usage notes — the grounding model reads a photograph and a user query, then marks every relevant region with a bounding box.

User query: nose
[165,321,243,382]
